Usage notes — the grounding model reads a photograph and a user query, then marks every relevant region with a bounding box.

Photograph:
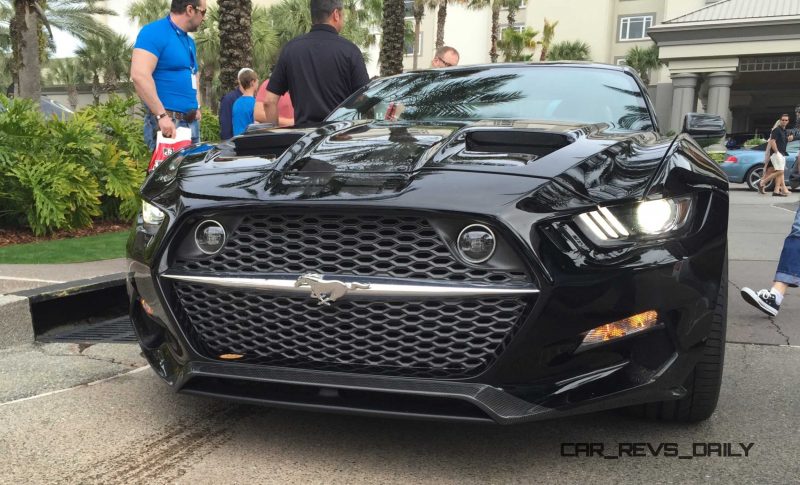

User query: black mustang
[128,63,729,424]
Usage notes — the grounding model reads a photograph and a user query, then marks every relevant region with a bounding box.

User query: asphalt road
[0,188,798,485]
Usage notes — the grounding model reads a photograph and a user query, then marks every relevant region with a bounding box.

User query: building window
[405,32,422,56]
[616,58,628,66]
[404,0,413,19]
[619,15,653,41]
[511,22,526,33]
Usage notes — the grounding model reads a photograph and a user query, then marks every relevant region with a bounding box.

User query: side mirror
[682,113,726,140]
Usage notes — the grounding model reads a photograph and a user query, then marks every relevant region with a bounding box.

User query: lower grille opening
[182,376,493,422]
[172,282,528,379]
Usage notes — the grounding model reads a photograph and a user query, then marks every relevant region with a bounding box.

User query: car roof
[404,61,630,75]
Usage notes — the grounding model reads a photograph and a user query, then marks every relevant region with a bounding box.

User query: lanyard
[167,15,196,74]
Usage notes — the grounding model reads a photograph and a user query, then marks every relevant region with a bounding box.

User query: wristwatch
[155,112,169,121]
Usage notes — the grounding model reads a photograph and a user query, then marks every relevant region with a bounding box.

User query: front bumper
[127,176,728,424]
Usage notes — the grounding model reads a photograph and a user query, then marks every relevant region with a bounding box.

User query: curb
[0,294,34,347]
[1,273,128,347]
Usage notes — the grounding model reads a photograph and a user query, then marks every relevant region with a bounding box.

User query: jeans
[143,108,200,151]
[775,202,800,287]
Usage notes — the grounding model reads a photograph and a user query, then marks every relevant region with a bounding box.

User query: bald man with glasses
[431,46,460,68]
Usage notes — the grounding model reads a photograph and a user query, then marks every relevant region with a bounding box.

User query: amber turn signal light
[219,354,244,360]
[581,310,659,347]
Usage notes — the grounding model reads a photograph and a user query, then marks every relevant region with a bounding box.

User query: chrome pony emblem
[294,273,370,306]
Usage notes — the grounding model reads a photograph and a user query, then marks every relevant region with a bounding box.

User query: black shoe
[741,287,780,317]
[772,192,788,197]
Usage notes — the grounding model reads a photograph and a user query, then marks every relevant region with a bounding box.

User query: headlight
[573,196,693,246]
[142,201,166,225]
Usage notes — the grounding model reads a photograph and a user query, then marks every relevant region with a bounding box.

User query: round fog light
[195,220,226,254]
[457,224,496,263]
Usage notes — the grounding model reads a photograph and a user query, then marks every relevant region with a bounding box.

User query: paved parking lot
[0,188,798,484]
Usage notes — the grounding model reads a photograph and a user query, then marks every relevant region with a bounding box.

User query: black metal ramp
[38,316,137,344]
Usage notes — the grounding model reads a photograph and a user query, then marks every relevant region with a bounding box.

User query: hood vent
[465,130,572,159]
[233,131,305,157]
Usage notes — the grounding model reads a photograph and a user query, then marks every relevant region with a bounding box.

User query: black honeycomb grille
[173,282,527,378]
[174,213,528,284]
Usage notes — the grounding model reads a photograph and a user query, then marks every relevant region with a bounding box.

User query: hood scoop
[465,130,573,159]
[232,130,306,157]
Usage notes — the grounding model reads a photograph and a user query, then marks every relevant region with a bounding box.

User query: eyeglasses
[435,56,454,67]
[192,5,207,16]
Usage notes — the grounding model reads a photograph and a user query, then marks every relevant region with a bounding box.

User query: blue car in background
[720,140,798,191]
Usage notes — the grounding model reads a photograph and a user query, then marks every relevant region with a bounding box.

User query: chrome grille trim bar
[162,273,539,299]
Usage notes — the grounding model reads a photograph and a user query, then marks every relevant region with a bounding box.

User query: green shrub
[200,106,220,143]
[744,137,767,147]
[706,151,726,163]
[0,95,144,235]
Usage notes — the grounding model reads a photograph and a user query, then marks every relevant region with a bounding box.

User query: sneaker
[741,287,780,317]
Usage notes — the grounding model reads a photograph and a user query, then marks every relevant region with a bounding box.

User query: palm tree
[504,0,521,28]
[218,0,253,93]
[411,0,425,69]
[380,0,404,76]
[497,26,537,62]
[539,18,558,61]
[546,40,591,61]
[267,0,380,63]
[2,0,114,102]
[488,0,501,63]
[44,57,85,109]
[102,34,133,95]
[195,6,220,108]
[75,35,105,104]
[624,44,662,85]
[127,0,169,27]
[195,5,279,110]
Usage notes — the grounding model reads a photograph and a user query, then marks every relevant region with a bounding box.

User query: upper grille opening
[174,213,529,284]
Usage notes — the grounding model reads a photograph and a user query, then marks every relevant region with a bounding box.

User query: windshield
[327,66,653,131]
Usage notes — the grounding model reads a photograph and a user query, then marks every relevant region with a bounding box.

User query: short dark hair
[310,0,343,24]
[781,113,790,120]
[171,0,199,14]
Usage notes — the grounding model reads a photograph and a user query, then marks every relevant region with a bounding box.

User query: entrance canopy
[649,0,800,134]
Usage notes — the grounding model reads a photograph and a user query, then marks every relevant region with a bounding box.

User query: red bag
[148,127,193,172]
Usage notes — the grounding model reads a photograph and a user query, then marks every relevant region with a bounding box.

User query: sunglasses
[435,56,454,67]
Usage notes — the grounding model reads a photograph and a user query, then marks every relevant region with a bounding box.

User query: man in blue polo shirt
[131,0,206,150]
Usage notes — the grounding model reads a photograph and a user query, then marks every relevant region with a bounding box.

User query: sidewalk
[0,258,127,295]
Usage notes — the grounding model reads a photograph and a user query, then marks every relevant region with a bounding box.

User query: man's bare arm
[262,91,280,126]
[254,101,266,123]
[131,48,176,137]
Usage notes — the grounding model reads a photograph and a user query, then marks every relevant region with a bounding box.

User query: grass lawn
[0,230,130,264]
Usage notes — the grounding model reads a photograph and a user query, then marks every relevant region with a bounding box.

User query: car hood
[145,119,674,208]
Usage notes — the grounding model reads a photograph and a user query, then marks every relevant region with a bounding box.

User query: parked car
[0,96,74,119]
[128,63,729,424]
[720,140,798,191]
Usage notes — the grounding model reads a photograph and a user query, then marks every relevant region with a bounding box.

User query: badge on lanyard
[169,15,198,91]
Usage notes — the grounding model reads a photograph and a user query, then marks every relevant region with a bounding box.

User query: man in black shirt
[262,0,369,126]
[762,114,792,196]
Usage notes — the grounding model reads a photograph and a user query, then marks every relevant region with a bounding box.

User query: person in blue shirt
[131,0,207,150]
[218,68,253,139]
[232,69,259,136]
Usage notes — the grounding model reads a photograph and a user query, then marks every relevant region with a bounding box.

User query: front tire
[628,262,727,422]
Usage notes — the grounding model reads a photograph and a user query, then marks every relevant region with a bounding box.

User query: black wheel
[745,166,774,192]
[627,261,727,422]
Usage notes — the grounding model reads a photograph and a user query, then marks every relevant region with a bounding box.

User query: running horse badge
[294,273,370,306]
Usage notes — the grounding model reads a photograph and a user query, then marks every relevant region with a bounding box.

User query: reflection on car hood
[147,119,673,207]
